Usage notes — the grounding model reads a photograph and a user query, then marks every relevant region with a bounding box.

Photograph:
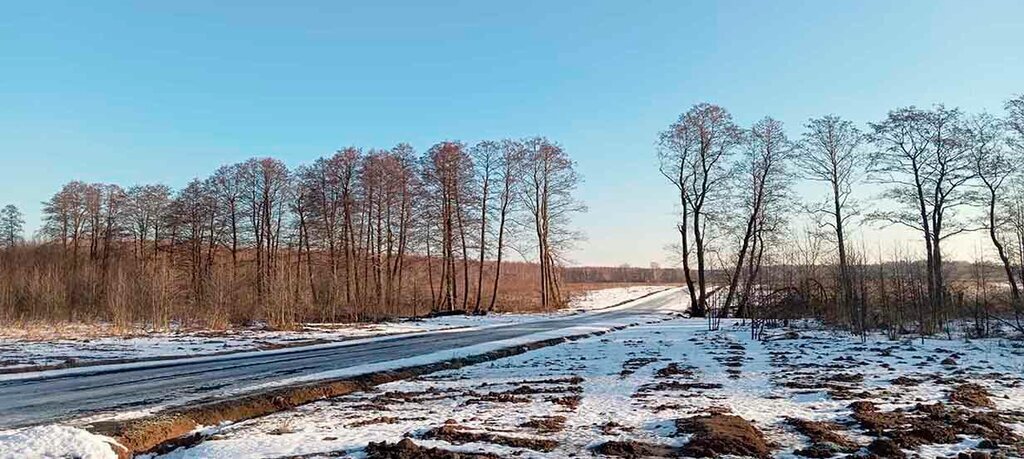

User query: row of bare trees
[659,94,1024,336]
[0,138,585,328]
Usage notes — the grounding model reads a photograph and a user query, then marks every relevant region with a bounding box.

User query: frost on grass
[0,285,668,372]
[0,425,123,459]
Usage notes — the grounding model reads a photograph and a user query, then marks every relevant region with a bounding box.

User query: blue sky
[1,1,1022,266]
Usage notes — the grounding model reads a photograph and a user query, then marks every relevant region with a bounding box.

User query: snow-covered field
[128,320,1024,459]
[0,285,669,372]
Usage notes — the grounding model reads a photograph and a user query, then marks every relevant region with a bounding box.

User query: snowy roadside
[0,285,671,373]
[141,319,1024,459]
[0,286,678,459]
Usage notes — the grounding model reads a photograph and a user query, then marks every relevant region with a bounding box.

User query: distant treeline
[0,138,602,328]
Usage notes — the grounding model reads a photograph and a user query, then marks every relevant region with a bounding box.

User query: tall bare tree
[471,140,501,313]
[487,140,525,312]
[868,106,976,330]
[795,115,864,330]
[657,103,743,317]
[721,117,794,318]
[522,137,584,309]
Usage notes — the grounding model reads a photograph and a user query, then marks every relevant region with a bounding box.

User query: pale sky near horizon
[1,1,1022,267]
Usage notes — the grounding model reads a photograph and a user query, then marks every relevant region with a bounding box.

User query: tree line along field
[657,95,1024,338]
[2,94,1024,341]
[0,138,610,330]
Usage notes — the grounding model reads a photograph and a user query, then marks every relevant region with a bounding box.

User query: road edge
[88,288,677,458]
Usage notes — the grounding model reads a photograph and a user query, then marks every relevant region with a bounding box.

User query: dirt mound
[891,376,921,386]
[349,416,400,427]
[829,372,864,383]
[504,384,581,395]
[620,357,659,377]
[785,417,858,456]
[598,421,635,435]
[463,393,530,405]
[949,383,995,408]
[655,362,696,379]
[849,401,908,433]
[548,394,582,410]
[592,440,679,458]
[851,400,1022,456]
[675,414,771,458]
[365,438,500,459]
[867,438,906,458]
[638,381,723,393]
[422,423,558,452]
[519,415,566,432]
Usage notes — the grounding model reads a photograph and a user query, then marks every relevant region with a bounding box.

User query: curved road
[0,289,681,428]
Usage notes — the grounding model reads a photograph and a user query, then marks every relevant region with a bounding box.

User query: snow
[0,425,122,459]
[0,285,670,373]
[147,316,1024,458]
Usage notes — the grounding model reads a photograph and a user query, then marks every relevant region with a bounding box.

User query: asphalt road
[0,289,681,428]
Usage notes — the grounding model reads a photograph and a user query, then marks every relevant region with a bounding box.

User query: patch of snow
[150,312,1024,459]
[0,425,121,459]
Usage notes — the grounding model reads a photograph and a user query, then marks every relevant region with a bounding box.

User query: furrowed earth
[140,318,1024,459]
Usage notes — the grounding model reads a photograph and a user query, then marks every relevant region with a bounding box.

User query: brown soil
[829,372,864,383]
[891,376,921,386]
[421,423,558,452]
[349,416,401,427]
[785,417,858,453]
[463,393,531,405]
[638,381,723,393]
[519,415,567,432]
[598,421,635,435]
[592,440,679,458]
[503,384,581,395]
[654,362,696,379]
[675,414,771,458]
[620,357,659,377]
[852,400,1022,455]
[548,394,582,410]
[949,383,995,408]
[867,438,906,458]
[516,376,583,385]
[849,401,909,433]
[365,438,500,459]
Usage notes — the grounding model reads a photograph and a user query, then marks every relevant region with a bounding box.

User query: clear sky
[1,1,1022,266]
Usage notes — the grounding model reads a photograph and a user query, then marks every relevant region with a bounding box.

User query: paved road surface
[0,289,681,428]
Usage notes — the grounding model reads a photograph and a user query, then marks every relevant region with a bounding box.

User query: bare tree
[973,103,1024,331]
[126,184,172,260]
[1007,94,1024,146]
[721,117,794,318]
[0,205,25,248]
[487,140,526,312]
[471,140,501,313]
[795,115,864,330]
[657,103,743,317]
[868,106,976,331]
[522,137,584,309]
[240,158,291,313]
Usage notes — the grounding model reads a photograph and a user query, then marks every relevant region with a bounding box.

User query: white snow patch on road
[0,425,122,459]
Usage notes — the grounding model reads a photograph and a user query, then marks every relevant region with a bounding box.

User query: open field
[2,287,1022,458]
[144,319,1024,459]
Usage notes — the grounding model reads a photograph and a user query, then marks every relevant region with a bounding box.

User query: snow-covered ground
[0,285,669,372]
[129,319,1024,459]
